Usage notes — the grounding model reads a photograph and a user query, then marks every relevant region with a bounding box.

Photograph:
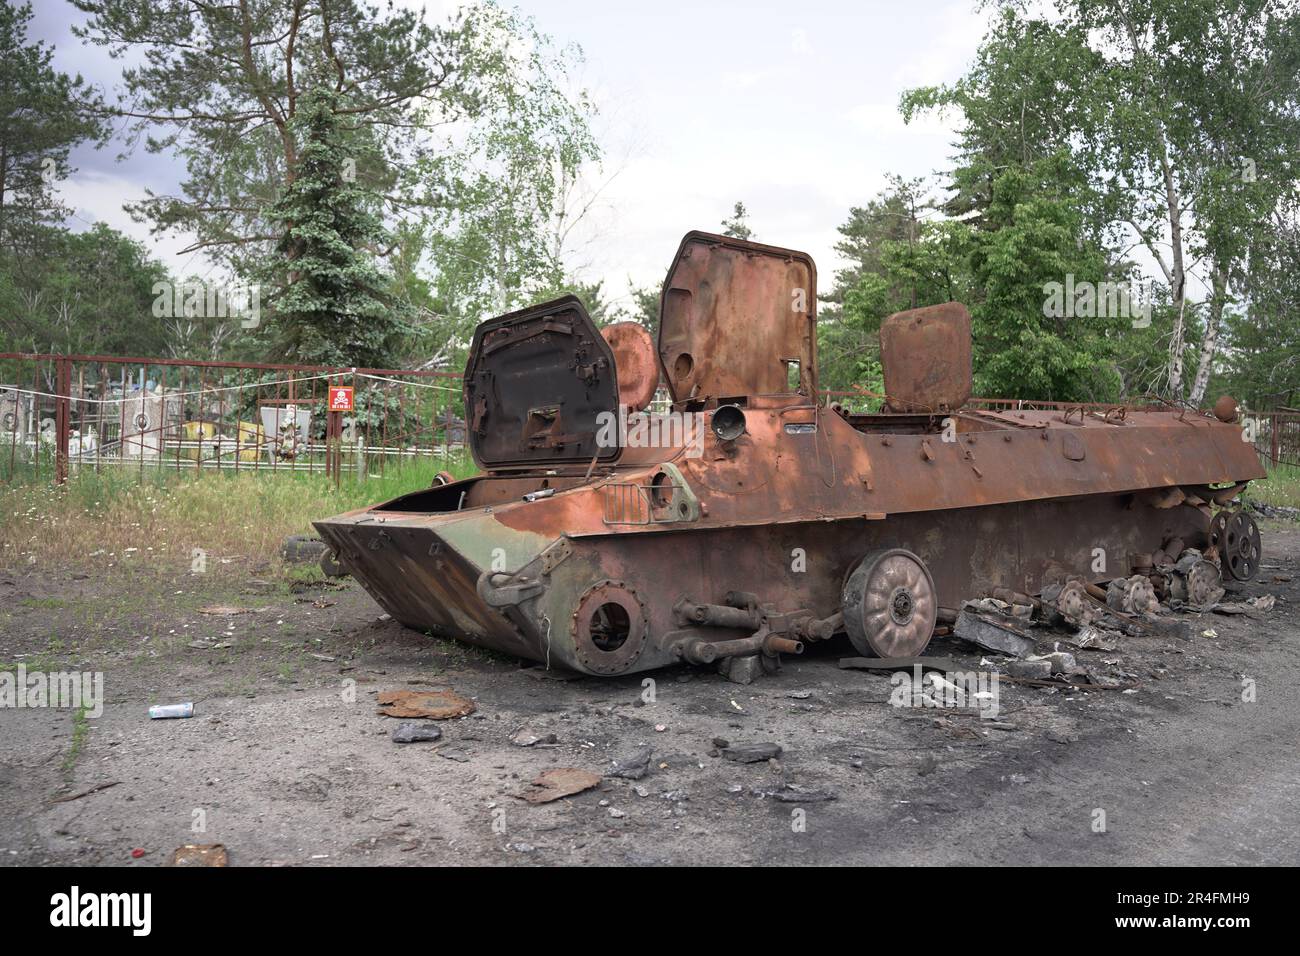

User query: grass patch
[62,705,91,775]
[18,597,68,610]
[0,452,476,572]
[283,562,328,588]
[1250,463,1300,510]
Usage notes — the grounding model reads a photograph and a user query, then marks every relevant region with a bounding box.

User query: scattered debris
[1247,500,1300,521]
[607,746,654,780]
[169,844,228,867]
[49,781,120,804]
[968,596,1034,620]
[717,654,764,685]
[954,609,1036,657]
[511,728,557,747]
[391,722,443,744]
[376,689,475,719]
[753,783,837,802]
[197,605,253,616]
[1213,595,1276,616]
[1057,625,1120,652]
[1006,659,1052,679]
[1107,575,1160,615]
[1041,579,1102,626]
[1027,651,1082,675]
[1128,615,1192,642]
[519,768,602,804]
[1167,551,1225,608]
[148,703,194,719]
[839,656,956,672]
[437,746,473,762]
[720,742,783,764]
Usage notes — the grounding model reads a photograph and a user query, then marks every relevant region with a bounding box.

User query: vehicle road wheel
[842,548,937,658]
[1223,512,1262,581]
[319,548,347,578]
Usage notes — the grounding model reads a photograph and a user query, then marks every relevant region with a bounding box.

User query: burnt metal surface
[600,321,659,411]
[462,295,619,470]
[657,232,817,404]
[880,302,973,412]
[315,229,1267,678]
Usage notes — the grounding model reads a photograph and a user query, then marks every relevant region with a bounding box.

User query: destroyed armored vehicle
[315,231,1265,677]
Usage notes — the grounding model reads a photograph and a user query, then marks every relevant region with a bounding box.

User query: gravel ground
[2,527,1298,866]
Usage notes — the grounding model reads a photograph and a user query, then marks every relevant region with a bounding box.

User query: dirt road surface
[3,527,1298,866]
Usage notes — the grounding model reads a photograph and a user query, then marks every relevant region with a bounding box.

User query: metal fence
[0,352,466,485]
[1253,410,1300,468]
[3,355,1293,484]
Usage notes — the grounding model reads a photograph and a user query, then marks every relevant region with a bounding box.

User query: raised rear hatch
[463,295,623,471]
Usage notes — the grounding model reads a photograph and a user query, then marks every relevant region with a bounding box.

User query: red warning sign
[328,386,354,411]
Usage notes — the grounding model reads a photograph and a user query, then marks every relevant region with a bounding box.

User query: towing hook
[476,569,546,608]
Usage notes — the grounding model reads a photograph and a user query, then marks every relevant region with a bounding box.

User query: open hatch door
[463,295,622,471]
[657,231,817,405]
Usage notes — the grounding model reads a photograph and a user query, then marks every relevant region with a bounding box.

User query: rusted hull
[315,490,1211,675]
[314,230,1267,678]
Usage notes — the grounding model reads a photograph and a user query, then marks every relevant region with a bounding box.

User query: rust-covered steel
[879,302,972,413]
[315,230,1266,677]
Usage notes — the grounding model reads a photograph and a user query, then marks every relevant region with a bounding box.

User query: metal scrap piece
[376,689,476,719]
[953,609,1036,657]
[520,768,602,804]
[169,844,229,867]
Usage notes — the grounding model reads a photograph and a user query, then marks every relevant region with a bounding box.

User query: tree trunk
[1159,142,1187,397]
[1188,267,1228,407]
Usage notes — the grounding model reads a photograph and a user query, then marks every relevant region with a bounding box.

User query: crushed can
[148,702,194,719]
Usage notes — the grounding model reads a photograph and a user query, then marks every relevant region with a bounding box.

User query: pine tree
[0,1,105,251]
[263,85,405,369]
[720,201,754,241]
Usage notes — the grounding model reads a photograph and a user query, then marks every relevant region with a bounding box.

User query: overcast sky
[32,0,991,311]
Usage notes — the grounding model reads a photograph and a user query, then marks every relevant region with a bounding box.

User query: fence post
[1271,412,1279,466]
[55,357,71,484]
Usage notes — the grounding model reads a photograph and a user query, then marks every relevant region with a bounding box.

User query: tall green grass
[0,452,478,571]
[1249,462,1300,510]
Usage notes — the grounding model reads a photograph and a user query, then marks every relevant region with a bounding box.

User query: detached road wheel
[842,548,937,657]
[319,548,347,578]
[1223,512,1262,581]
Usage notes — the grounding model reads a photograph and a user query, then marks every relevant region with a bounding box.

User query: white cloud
[720,70,767,91]
[56,169,214,280]
[889,1,988,89]
[844,101,959,140]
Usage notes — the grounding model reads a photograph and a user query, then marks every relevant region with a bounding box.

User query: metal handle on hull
[476,570,545,608]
